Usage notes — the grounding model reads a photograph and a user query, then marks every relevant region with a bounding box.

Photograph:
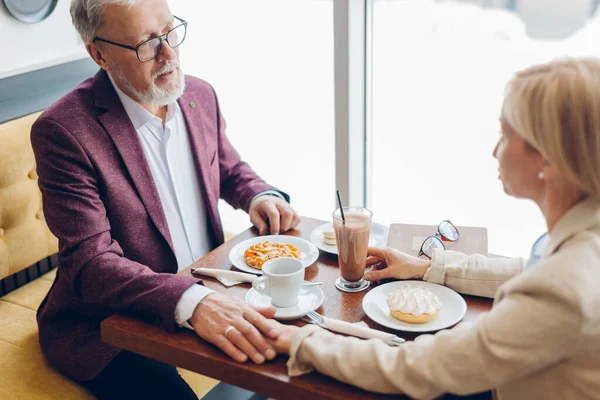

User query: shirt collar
[526,232,549,268]
[544,197,600,257]
[108,73,180,131]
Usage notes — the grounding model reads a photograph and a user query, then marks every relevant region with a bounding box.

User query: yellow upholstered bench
[0,112,218,399]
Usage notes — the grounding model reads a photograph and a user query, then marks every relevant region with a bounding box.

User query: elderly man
[31,0,300,398]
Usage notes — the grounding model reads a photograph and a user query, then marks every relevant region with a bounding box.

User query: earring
[537,171,545,180]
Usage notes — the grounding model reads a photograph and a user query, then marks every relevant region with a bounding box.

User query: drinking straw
[336,190,346,224]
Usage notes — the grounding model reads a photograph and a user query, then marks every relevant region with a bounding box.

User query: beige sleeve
[287,281,582,399]
[423,249,527,298]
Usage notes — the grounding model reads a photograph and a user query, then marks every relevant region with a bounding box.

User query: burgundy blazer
[31,69,286,381]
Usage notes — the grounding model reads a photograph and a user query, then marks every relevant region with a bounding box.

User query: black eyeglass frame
[92,15,187,62]
[418,220,460,259]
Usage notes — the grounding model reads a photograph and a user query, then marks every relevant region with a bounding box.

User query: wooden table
[101,217,493,400]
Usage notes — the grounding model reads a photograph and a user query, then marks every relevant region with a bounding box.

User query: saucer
[244,285,325,320]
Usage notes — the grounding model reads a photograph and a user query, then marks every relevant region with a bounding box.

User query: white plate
[309,222,389,255]
[362,281,467,332]
[245,286,325,320]
[228,235,319,275]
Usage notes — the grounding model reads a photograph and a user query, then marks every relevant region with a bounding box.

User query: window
[369,0,599,257]
[170,0,335,234]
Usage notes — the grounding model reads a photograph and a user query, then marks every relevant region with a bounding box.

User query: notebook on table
[386,223,488,256]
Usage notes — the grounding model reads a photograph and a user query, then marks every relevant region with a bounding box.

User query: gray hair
[70,0,139,43]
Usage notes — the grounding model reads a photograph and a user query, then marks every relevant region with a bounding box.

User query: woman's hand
[268,324,301,355]
[364,247,431,282]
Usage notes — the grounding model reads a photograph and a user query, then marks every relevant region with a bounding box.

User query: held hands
[190,248,430,362]
[268,323,300,355]
[190,293,281,364]
[249,195,301,235]
[364,247,431,282]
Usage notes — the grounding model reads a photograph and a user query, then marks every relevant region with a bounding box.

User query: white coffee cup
[252,258,304,308]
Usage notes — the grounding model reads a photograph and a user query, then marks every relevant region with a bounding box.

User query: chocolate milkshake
[333,207,372,292]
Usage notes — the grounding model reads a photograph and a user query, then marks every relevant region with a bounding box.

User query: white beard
[110,59,185,106]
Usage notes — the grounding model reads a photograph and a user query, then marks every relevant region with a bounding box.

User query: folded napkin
[318,315,404,343]
[191,268,258,287]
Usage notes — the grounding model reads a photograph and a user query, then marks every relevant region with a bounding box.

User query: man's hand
[190,293,280,364]
[249,195,301,235]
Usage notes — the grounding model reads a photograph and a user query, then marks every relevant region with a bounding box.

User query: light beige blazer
[287,198,600,399]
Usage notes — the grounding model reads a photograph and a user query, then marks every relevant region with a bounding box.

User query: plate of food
[228,235,320,274]
[362,281,467,332]
[309,222,389,255]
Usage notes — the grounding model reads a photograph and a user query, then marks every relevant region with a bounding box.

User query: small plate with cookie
[309,222,389,255]
[228,235,320,275]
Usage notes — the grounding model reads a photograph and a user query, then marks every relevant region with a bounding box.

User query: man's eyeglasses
[93,16,187,62]
[418,220,460,259]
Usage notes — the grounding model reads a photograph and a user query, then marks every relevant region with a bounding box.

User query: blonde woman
[270,59,600,399]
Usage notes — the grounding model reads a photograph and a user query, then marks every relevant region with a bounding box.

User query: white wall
[0,0,87,79]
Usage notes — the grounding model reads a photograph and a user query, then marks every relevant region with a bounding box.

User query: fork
[305,310,405,347]
[306,309,326,324]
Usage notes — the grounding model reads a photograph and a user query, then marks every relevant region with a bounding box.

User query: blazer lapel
[92,70,175,254]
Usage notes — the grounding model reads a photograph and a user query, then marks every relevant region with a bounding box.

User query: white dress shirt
[110,77,213,329]
[110,77,282,329]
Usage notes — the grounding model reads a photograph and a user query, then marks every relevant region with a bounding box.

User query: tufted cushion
[0,112,58,280]
[0,270,93,399]
[0,268,219,399]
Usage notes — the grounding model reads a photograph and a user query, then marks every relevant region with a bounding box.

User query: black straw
[336,190,346,224]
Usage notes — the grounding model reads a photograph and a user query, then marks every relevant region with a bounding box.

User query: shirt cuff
[423,248,447,285]
[250,190,286,205]
[174,284,215,330]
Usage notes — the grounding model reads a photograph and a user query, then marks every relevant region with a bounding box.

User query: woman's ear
[540,161,559,180]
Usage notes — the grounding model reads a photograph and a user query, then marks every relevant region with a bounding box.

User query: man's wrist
[175,285,215,330]
[188,291,217,327]
[250,190,285,205]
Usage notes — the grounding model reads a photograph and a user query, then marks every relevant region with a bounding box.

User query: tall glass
[333,206,372,292]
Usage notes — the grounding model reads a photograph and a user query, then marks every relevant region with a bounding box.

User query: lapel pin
[190,101,196,109]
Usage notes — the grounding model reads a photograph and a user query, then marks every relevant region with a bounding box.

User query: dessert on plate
[244,241,301,270]
[387,284,442,324]
[323,229,337,246]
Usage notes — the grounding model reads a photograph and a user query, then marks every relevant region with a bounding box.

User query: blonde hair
[502,58,600,199]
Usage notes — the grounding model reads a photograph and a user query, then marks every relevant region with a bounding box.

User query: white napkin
[215,277,244,287]
[191,268,258,287]
[319,315,404,342]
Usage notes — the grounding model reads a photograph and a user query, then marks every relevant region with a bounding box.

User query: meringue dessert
[387,285,443,324]
[323,229,337,246]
